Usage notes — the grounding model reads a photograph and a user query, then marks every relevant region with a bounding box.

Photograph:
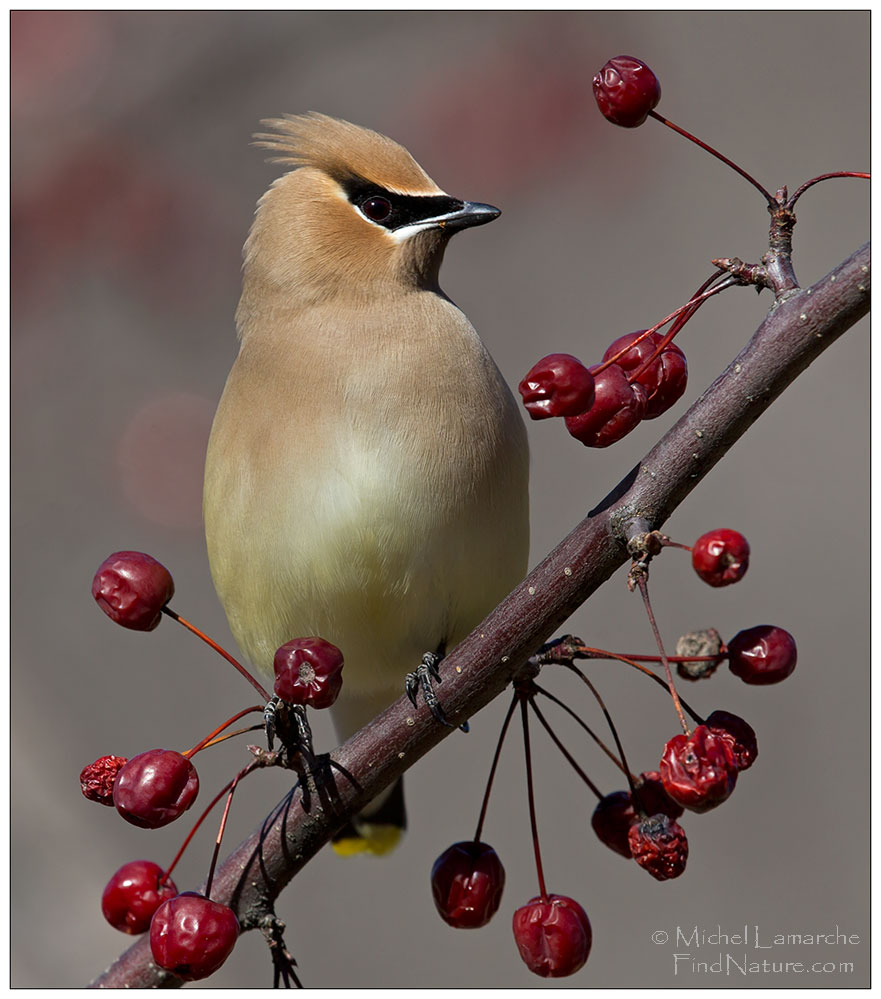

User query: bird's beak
[436,201,501,232]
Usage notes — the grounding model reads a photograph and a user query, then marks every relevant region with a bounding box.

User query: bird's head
[241,113,499,306]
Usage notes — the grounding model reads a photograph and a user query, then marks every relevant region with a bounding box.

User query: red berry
[512,894,592,978]
[518,354,596,420]
[564,363,647,448]
[92,551,174,631]
[80,755,128,806]
[273,637,344,709]
[101,860,177,935]
[705,709,758,771]
[659,725,737,813]
[430,841,505,928]
[727,625,797,685]
[692,529,750,587]
[633,770,684,820]
[593,55,661,128]
[591,790,636,858]
[112,749,199,829]
[150,892,239,981]
[602,330,687,418]
[628,814,688,881]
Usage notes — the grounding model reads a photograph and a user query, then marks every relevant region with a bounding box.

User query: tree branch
[90,241,869,988]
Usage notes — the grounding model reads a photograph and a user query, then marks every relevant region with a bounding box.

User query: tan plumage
[204,114,529,843]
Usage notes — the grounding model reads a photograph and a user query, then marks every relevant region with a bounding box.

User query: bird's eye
[361,196,392,222]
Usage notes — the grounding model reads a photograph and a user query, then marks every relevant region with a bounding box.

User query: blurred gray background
[11,11,869,988]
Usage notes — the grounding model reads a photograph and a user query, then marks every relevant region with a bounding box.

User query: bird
[203,113,530,855]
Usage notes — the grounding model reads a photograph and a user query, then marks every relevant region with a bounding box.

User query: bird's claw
[405,651,454,727]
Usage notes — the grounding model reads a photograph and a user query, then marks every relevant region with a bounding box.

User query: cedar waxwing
[203,113,529,854]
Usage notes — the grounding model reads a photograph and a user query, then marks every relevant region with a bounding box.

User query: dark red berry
[705,709,758,771]
[92,551,174,631]
[628,814,688,881]
[591,790,636,858]
[727,625,797,685]
[659,725,737,813]
[101,860,177,935]
[692,529,750,587]
[80,755,128,806]
[512,894,592,978]
[518,354,596,420]
[150,892,239,981]
[633,770,684,820]
[564,363,647,448]
[273,637,344,709]
[675,628,724,682]
[112,749,199,829]
[430,841,505,928]
[593,55,661,128]
[602,330,687,418]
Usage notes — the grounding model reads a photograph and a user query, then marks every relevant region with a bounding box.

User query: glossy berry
[150,892,239,981]
[727,625,797,685]
[660,725,737,813]
[628,814,688,881]
[80,755,128,806]
[112,749,199,829]
[633,770,684,821]
[602,330,688,418]
[593,55,661,128]
[518,354,596,420]
[273,637,344,709]
[430,841,505,928]
[591,790,636,858]
[92,551,174,631]
[101,860,177,935]
[692,529,750,587]
[705,709,758,771]
[565,363,647,448]
[512,894,592,978]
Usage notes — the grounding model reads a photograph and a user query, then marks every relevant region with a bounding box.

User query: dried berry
[150,892,239,981]
[518,353,596,420]
[112,749,199,829]
[633,770,684,820]
[602,329,687,418]
[705,709,758,771]
[92,551,174,631]
[692,529,750,587]
[512,894,592,978]
[101,860,177,935]
[430,841,505,928]
[675,628,724,682]
[80,755,128,806]
[273,637,344,709]
[591,790,636,858]
[564,363,647,447]
[593,55,661,128]
[727,625,797,685]
[628,813,688,880]
[659,725,737,813]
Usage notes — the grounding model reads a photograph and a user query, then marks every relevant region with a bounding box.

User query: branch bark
[90,241,869,988]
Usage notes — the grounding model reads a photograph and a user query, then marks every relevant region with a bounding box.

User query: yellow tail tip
[331,824,402,857]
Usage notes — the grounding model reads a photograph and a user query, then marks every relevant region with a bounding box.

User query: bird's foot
[405,651,456,728]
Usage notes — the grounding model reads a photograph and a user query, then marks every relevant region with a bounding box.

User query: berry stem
[528,696,603,799]
[647,109,776,206]
[520,694,548,901]
[162,607,271,702]
[204,770,244,900]
[787,171,870,209]
[184,706,265,758]
[634,576,690,735]
[473,692,518,843]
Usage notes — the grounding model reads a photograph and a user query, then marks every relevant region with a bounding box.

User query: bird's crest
[253,113,442,196]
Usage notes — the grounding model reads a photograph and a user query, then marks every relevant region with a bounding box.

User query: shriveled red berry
[112,749,199,829]
[512,894,592,978]
[602,330,687,418]
[80,755,128,806]
[150,892,239,981]
[101,860,177,935]
[564,363,647,448]
[659,725,737,813]
[628,813,688,880]
[692,529,750,587]
[633,770,684,820]
[518,354,596,420]
[591,790,636,858]
[727,625,797,685]
[593,55,661,128]
[92,551,174,631]
[273,637,344,709]
[430,841,505,928]
[706,709,758,771]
